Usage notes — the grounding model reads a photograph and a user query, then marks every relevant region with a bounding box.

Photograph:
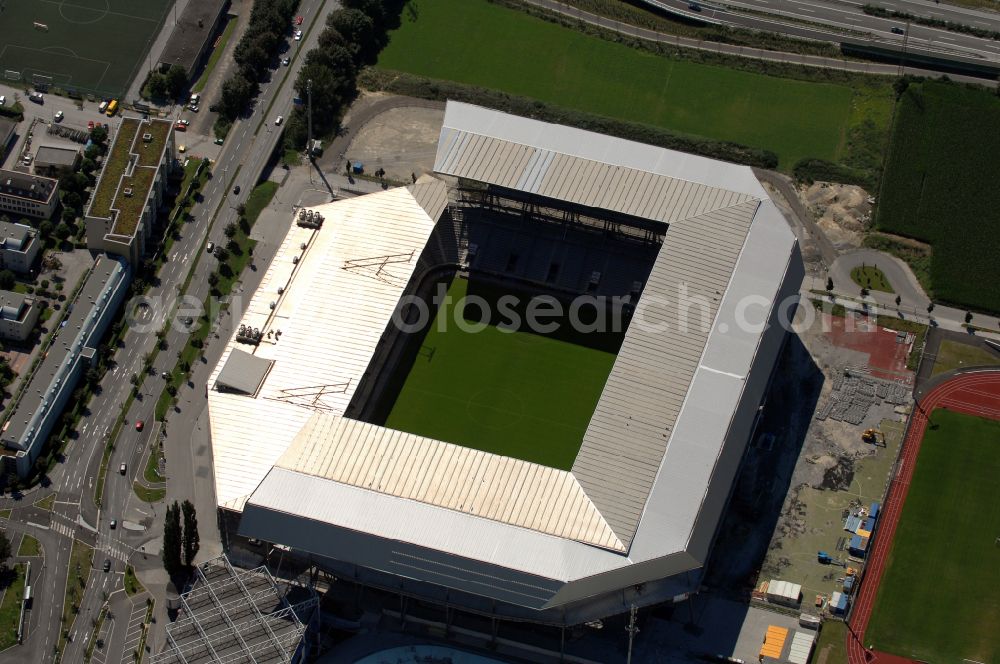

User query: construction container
[766,579,802,607]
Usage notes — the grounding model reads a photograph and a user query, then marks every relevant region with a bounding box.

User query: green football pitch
[378,0,856,169]
[385,278,617,470]
[0,0,172,98]
[866,409,1000,664]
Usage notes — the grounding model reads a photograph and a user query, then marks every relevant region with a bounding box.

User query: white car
[282,57,291,66]
[274,115,283,126]
[178,119,190,126]
[294,30,303,40]
[0,95,6,106]
[54,110,64,122]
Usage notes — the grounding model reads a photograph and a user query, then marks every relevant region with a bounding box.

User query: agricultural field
[385,277,617,470]
[378,0,870,170]
[866,410,1000,663]
[0,0,171,98]
[875,80,1000,313]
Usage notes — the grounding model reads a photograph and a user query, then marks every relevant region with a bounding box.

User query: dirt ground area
[344,106,444,182]
[706,304,912,618]
[800,182,872,251]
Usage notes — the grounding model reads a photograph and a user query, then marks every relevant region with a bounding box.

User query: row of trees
[283,0,404,150]
[216,0,301,130]
[162,500,200,577]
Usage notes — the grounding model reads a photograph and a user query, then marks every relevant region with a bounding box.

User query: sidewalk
[801,276,1000,341]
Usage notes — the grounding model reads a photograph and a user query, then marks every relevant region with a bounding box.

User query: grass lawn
[34,492,55,511]
[124,565,145,597]
[192,16,237,93]
[931,340,1000,377]
[144,443,165,484]
[0,509,10,519]
[850,265,893,293]
[377,0,856,170]
[0,563,27,650]
[875,81,1000,313]
[385,277,616,469]
[813,620,849,664]
[132,482,166,503]
[17,533,41,557]
[867,410,1000,663]
[60,539,94,653]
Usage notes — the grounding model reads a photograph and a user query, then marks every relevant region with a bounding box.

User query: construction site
[705,305,915,625]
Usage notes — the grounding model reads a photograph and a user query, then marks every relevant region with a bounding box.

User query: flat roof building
[157,0,230,79]
[0,169,59,220]
[0,117,16,161]
[33,145,81,177]
[0,289,40,342]
[1,255,130,477]
[0,220,41,273]
[85,117,174,265]
[215,102,803,625]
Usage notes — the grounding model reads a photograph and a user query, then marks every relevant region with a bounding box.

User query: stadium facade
[209,102,803,625]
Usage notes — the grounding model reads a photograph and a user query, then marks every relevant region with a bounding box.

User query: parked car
[161,371,170,379]
[174,122,187,131]
[188,104,200,113]
[28,91,43,104]
[119,462,127,475]
[214,137,224,145]
[294,30,303,40]
[282,57,291,66]
[0,95,6,106]
[891,26,905,34]
[53,110,64,122]
[233,185,241,195]
[98,100,108,113]
[178,119,190,126]
[189,93,201,105]
[206,241,215,254]
[295,15,303,25]
[274,115,283,126]
[87,120,95,130]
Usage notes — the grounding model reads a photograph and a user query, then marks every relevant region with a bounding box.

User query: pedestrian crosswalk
[52,520,75,538]
[96,534,134,563]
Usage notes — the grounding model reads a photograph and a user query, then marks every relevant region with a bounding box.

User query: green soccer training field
[0,0,172,98]
[866,409,1000,664]
[378,0,856,169]
[385,277,617,470]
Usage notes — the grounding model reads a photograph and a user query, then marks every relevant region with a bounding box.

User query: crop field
[0,0,171,98]
[385,277,617,470]
[378,0,858,169]
[875,81,1000,313]
[866,410,1000,663]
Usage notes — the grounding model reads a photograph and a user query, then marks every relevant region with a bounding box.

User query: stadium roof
[230,103,800,603]
[208,183,449,510]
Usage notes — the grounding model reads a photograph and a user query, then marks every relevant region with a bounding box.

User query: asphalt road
[0,0,333,661]
[642,0,1000,70]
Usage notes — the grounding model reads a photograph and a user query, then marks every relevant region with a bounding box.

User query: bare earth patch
[801,181,873,250]
[345,105,444,182]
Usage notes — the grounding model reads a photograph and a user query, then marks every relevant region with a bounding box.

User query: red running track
[846,369,1000,664]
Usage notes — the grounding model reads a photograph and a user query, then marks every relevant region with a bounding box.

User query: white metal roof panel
[788,631,816,664]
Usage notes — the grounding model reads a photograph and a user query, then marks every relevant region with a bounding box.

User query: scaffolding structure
[153,556,317,664]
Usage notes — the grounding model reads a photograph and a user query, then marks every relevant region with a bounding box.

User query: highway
[643,0,1000,73]
[0,0,333,661]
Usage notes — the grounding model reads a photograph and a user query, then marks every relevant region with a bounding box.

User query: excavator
[862,428,885,445]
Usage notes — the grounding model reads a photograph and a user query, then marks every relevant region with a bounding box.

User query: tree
[235,203,246,217]
[207,271,219,287]
[182,500,200,567]
[90,125,108,146]
[165,65,188,99]
[0,531,11,570]
[224,222,237,238]
[895,295,901,307]
[162,502,183,576]
[219,74,257,119]
[55,222,72,240]
[826,277,833,292]
[214,246,229,262]
[965,311,974,324]
[926,302,934,314]
[147,73,168,100]
[328,8,375,62]
[0,270,15,290]
[63,191,83,211]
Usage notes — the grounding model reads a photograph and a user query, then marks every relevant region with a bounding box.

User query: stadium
[207,102,804,626]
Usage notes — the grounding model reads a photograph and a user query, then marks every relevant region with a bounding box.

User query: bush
[793,158,876,190]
